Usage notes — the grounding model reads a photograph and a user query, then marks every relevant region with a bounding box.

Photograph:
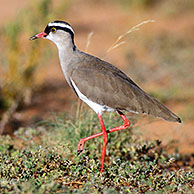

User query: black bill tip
[29,35,37,40]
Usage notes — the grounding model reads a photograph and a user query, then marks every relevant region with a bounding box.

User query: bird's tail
[127,92,182,123]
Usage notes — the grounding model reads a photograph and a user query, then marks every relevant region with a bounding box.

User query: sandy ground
[1,0,194,154]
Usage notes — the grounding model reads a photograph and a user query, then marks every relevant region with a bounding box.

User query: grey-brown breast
[68,52,181,123]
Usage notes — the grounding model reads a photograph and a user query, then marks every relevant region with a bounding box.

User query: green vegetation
[0,0,50,132]
[0,111,193,193]
[0,0,70,133]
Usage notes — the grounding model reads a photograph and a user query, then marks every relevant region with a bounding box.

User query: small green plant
[0,110,193,193]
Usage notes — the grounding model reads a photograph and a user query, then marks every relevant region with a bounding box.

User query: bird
[30,20,181,173]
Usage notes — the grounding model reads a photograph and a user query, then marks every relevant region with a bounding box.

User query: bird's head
[30,20,75,48]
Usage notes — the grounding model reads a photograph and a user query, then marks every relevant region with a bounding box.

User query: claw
[77,139,85,151]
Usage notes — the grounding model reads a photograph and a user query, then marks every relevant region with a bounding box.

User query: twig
[85,32,94,52]
[106,19,155,54]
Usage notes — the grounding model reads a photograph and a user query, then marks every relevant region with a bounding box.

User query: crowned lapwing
[30,21,181,173]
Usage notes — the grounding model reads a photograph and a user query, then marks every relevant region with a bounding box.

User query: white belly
[71,79,114,115]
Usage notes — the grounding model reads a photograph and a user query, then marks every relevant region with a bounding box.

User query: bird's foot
[77,139,85,152]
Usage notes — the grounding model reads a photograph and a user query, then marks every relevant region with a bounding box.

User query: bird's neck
[55,40,77,82]
[56,40,76,65]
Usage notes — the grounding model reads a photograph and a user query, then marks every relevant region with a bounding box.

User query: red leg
[97,113,108,173]
[77,111,131,173]
[77,111,131,151]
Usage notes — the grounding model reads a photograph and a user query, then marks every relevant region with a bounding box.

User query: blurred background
[0,0,194,153]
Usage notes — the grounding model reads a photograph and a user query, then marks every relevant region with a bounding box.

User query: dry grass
[106,20,155,54]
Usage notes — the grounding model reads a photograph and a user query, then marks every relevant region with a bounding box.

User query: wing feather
[69,54,181,123]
